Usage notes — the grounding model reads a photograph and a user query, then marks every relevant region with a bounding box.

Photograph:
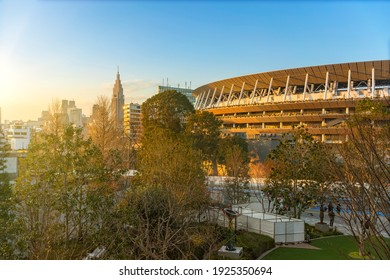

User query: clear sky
[0,0,389,121]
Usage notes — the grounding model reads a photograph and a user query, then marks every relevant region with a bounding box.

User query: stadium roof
[193,60,390,96]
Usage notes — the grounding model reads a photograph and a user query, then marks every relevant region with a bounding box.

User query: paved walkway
[257,242,320,259]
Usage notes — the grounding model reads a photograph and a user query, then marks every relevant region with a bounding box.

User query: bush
[305,223,343,239]
[235,230,275,259]
[209,229,275,260]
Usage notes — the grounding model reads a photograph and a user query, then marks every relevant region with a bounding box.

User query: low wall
[210,207,305,243]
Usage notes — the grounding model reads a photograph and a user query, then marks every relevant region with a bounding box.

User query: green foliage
[108,127,210,259]
[14,125,117,259]
[210,229,275,260]
[219,137,249,177]
[330,99,390,259]
[235,230,275,259]
[142,90,194,133]
[355,98,389,116]
[264,126,330,218]
[0,129,16,259]
[185,111,222,175]
[305,223,343,239]
[137,127,208,209]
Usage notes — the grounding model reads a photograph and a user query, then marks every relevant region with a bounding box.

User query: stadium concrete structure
[193,60,390,143]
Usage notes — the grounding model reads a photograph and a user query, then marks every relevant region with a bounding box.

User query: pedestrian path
[257,241,320,259]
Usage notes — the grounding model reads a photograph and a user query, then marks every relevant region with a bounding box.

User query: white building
[123,103,142,145]
[6,122,31,150]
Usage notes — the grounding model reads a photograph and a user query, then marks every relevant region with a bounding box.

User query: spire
[113,66,123,97]
[112,66,124,129]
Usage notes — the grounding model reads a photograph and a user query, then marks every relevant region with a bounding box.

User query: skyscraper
[111,68,125,129]
[123,103,142,146]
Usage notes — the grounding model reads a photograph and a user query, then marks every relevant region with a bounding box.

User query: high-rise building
[61,100,83,127]
[157,85,195,106]
[123,103,142,145]
[68,107,83,127]
[111,68,125,129]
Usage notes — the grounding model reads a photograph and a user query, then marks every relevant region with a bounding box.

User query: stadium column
[226,84,235,106]
[238,82,246,105]
[208,88,217,108]
[371,67,375,99]
[323,71,329,100]
[346,69,351,114]
[303,73,309,101]
[283,75,290,102]
[194,94,199,109]
[197,91,206,109]
[333,81,337,96]
[266,77,273,103]
[202,89,211,109]
[250,79,259,105]
[194,91,203,109]
[216,86,225,107]
[194,92,200,109]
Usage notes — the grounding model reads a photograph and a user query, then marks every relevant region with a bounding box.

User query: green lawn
[262,236,380,260]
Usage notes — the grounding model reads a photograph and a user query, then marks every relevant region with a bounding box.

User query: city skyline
[1,0,389,121]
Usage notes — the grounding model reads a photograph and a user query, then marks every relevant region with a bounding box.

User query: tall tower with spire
[111,67,125,129]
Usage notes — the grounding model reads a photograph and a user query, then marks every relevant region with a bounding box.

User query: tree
[110,127,209,259]
[329,99,390,259]
[142,90,194,133]
[88,96,124,161]
[0,128,16,259]
[250,158,273,213]
[264,126,329,219]
[218,136,250,205]
[14,125,116,259]
[43,99,68,135]
[185,111,222,175]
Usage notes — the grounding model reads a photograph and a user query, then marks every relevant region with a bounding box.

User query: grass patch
[263,236,357,260]
[348,251,373,260]
[262,236,388,260]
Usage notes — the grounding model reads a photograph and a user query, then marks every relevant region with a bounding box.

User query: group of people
[326,201,342,226]
[306,201,342,243]
[319,201,341,226]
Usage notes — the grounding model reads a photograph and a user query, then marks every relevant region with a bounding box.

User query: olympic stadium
[193,60,390,145]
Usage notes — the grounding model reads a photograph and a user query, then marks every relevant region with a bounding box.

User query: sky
[0,0,389,121]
